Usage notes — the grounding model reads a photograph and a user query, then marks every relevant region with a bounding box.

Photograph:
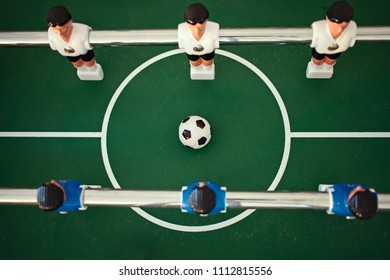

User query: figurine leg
[190,64,215,80]
[75,62,104,81]
[306,60,334,79]
[318,184,333,192]
[190,59,215,80]
[72,58,104,81]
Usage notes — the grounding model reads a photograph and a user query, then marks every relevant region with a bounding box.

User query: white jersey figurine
[178,3,219,80]
[306,1,357,79]
[47,5,103,80]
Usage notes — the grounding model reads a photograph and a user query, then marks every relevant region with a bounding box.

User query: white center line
[290,132,390,138]
[0,132,102,138]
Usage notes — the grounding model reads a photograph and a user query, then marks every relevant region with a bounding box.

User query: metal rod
[0,189,37,205]
[226,192,330,210]
[1,26,389,47]
[83,189,181,208]
[84,190,330,210]
[1,188,390,211]
[378,194,390,210]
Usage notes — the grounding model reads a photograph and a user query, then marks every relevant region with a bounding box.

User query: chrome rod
[1,188,390,211]
[0,189,37,205]
[1,26,389,47]
[83,189,181,208]
[84,190,330,209]
[226,192,330,210]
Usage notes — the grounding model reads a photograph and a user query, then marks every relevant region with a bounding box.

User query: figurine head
[188,182,216,215]
[184,3,209,37]
[47,5,73,36]
[326,1,354,23]
[47,5,72,27]
[184,3,209,25]
[348,189,378,219]
[37,182,65,211]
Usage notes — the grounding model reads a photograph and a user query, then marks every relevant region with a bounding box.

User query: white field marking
[0,132,102,138]
[102,48,291,232]
[291,132,390,138]
[132,208,257,232]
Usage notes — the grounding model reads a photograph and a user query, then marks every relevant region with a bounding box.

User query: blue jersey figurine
[37,179,86,213]
[181,181,226,216]
[319,183,378,219]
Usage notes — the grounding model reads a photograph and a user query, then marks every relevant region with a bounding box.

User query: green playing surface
[0,0,389,259]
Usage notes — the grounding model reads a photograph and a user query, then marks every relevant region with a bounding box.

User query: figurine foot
[318,184,333,192]
[190,64,215,80]
[77,64,104,81]
[306,61,333,79]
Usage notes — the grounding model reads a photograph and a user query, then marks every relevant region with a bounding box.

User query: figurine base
[318,184,333,192]
[190,65,215,80]
[77,64,104,81]
[306,61,333,79]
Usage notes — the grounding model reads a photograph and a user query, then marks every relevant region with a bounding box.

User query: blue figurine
[319,183,378,219]
[37,179,87,213]
[181,181,226,216]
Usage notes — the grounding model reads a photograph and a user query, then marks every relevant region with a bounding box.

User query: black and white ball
[178,115,212,149]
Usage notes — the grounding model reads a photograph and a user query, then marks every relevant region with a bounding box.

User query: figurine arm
[348,22,358,47]
[310,22,319,48]
[48,40,57,51]
[47,29,58,51]
[215,23,220,49]
[177,23,185,49]
[349,38,356,47]
[84,26,93,50]
[178,38,184,49]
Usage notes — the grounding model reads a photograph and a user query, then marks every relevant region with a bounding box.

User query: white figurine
[306,1,357,79]
[47,5,103,80]
[178,3,219,80]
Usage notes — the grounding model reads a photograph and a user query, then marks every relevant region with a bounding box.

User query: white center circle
[101,49,291,232]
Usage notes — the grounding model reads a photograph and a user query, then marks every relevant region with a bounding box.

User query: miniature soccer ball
[178,115,212,149]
